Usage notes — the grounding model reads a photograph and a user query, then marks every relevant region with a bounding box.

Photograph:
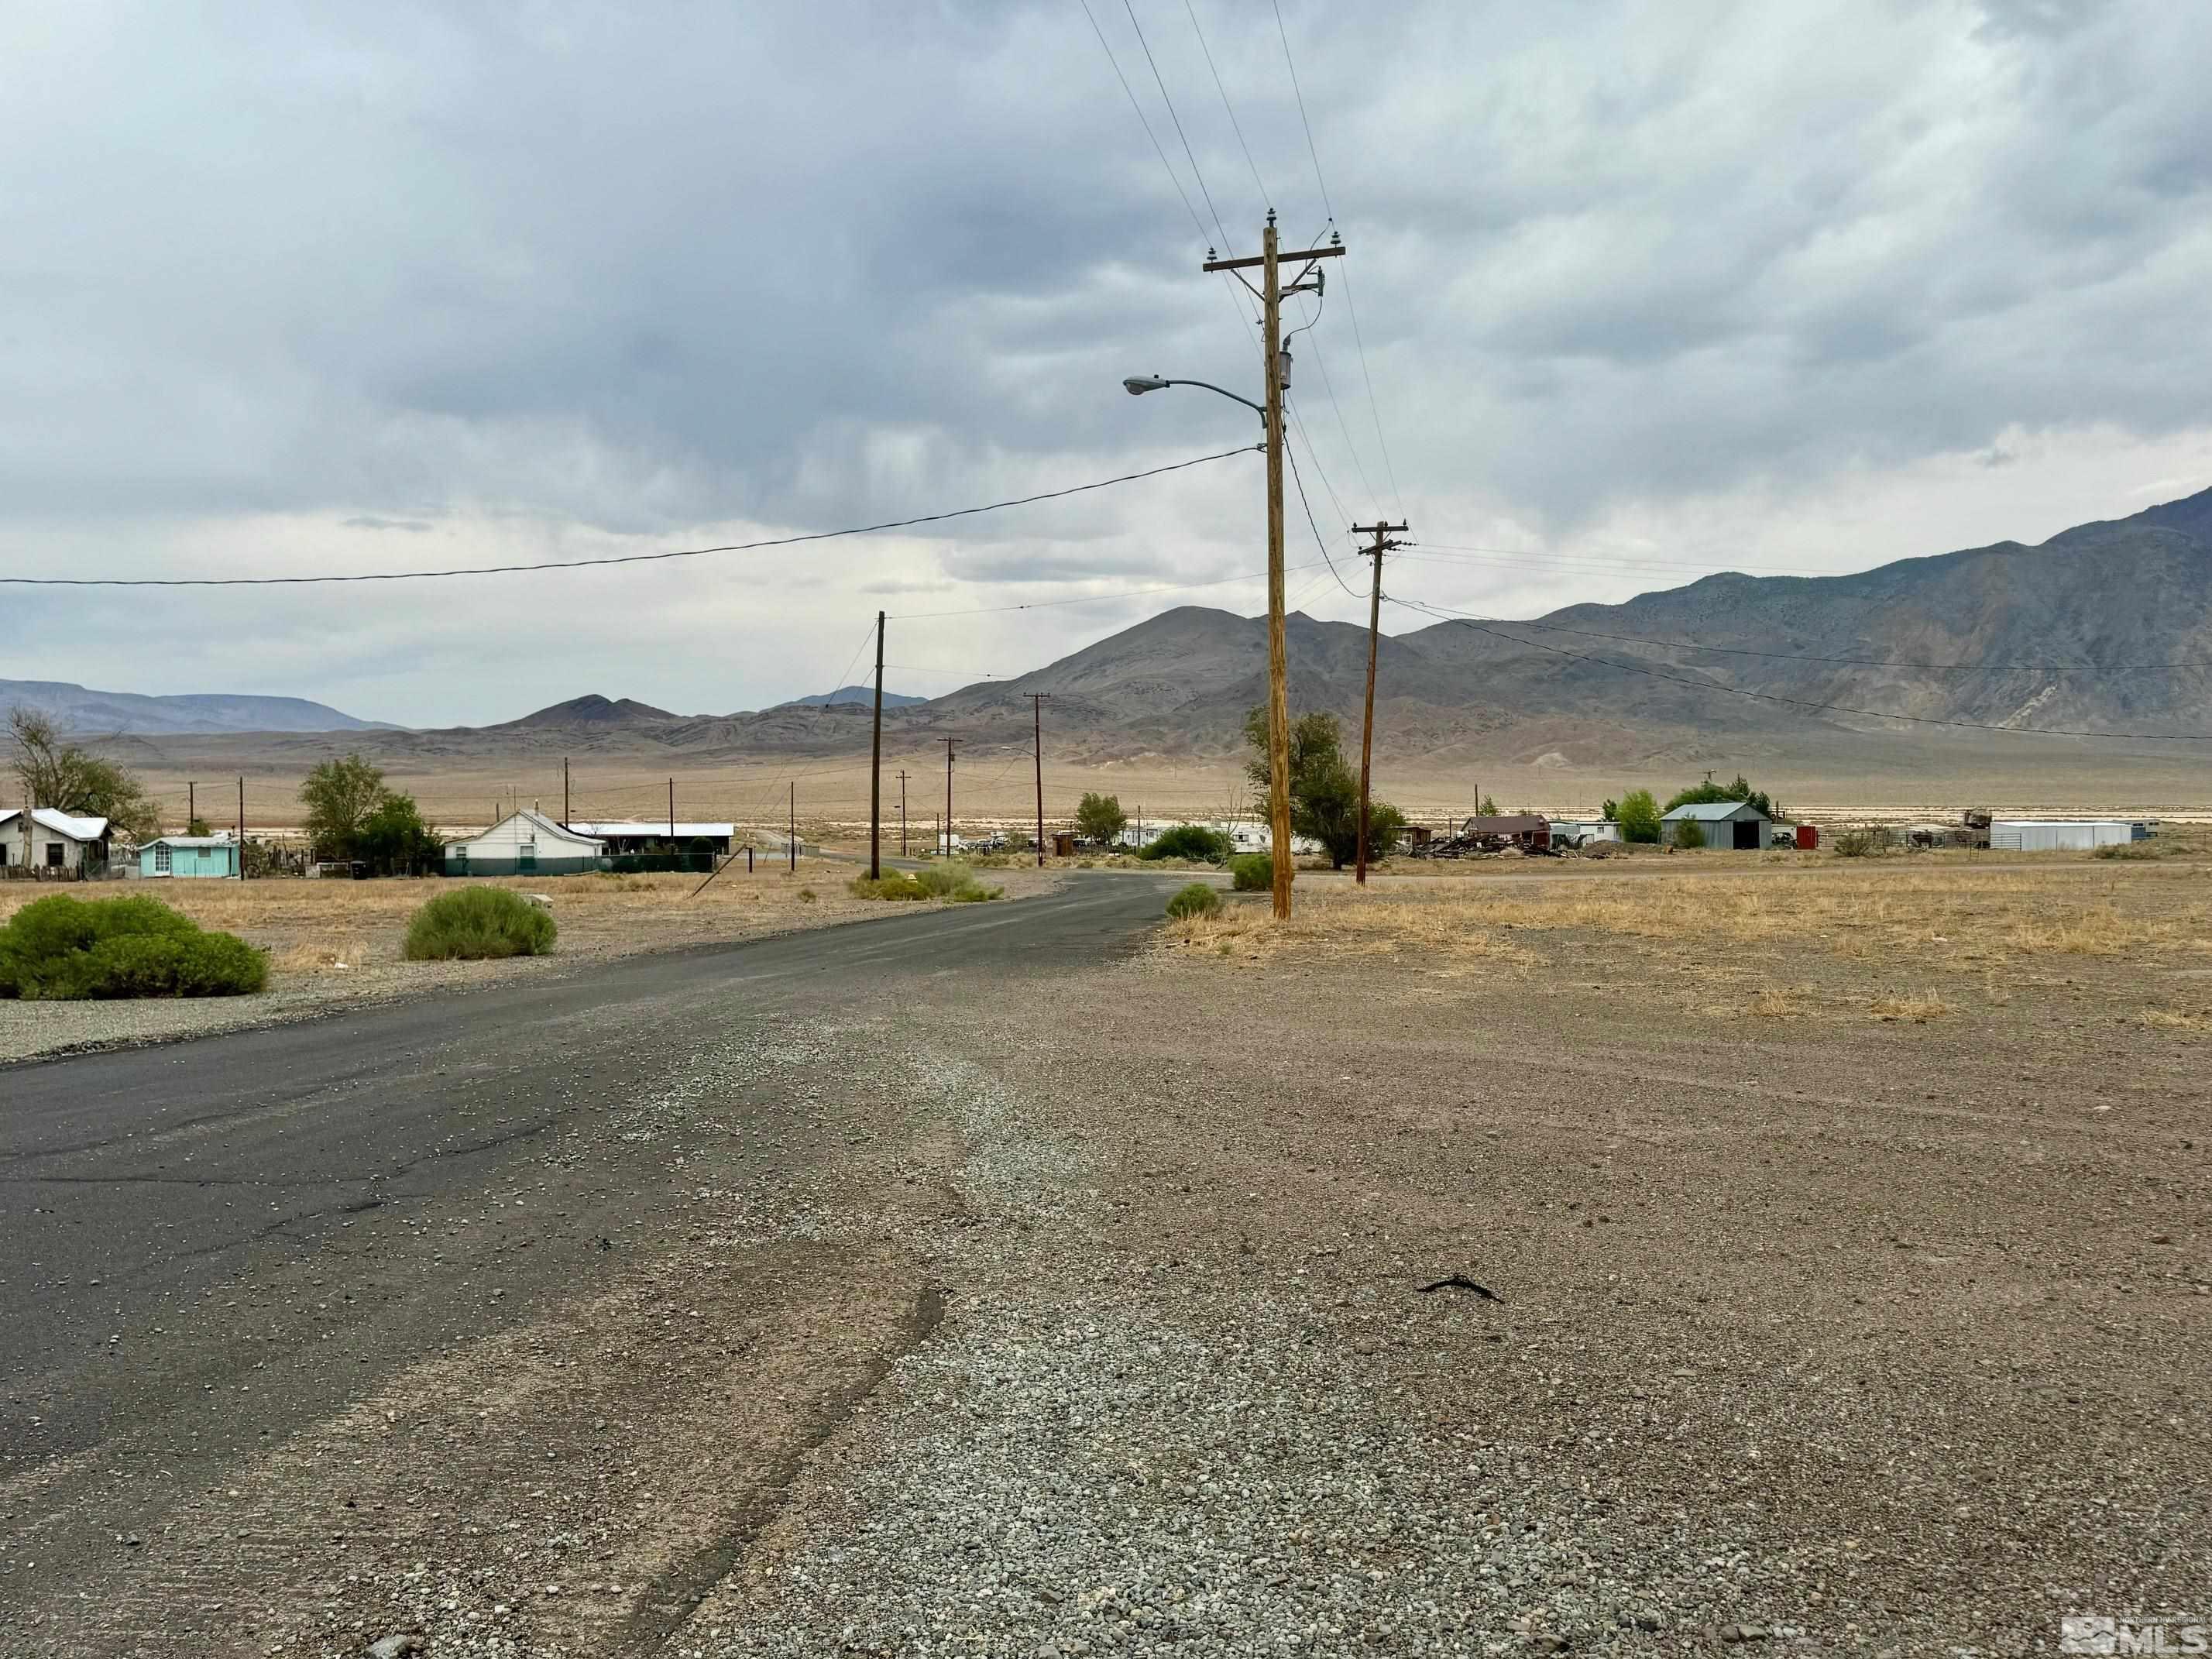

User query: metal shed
[1988,819,2148,853]
[1661,799,1771,850]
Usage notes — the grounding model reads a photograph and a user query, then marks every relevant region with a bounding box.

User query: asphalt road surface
[0,874,1174,1654]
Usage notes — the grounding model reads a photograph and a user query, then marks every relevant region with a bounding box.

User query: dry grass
[2138,1008,2207,1030]
[1867,992,1954,1021]
[1159,884,1537,967]
[0,860,946,981]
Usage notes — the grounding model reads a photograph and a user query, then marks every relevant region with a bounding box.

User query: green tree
[1075,792,1126,845]
[355,794,442,875]
[1674,818,1706,849]
[1478,794,1500,817]
[6,707,159,842]
[185,816,212,837]
[1242,707,1405,869]
[1600,799,1619,822]
[299,754,391,860]
[1616,788,1662,844]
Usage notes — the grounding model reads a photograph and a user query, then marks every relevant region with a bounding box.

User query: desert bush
[403,887,557,961]
[1165,882,1222,920]
[1673,819,1706,850]
[1229,852,1273,891]
[2092,841,2161,860]
[848,863,1001,903]
[0,893,267,999]
[1141,824,1232,863]
[1832,827,1886,858]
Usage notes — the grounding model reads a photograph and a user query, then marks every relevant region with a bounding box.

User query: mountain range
[0,679,391,737]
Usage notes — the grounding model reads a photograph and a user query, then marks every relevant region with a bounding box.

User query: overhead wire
[1383,593,2212,741]
[1122,0,1235,256]
[1283,431,1365,603]
[1183,0,1270,211]
[0,448,1258,588]
[888,556,1331,618]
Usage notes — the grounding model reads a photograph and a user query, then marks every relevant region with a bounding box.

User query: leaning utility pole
[870,610,886,879]
[1351,519,1410,885]
[1028,694,1049,867]
[937,737,958,856]
[1204,215,1341,919]
[895,768,909,856]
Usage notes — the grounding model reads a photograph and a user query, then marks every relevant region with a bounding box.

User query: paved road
[2,874,1177,1659]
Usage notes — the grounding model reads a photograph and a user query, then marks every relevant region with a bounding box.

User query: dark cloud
[2,1,2208,723]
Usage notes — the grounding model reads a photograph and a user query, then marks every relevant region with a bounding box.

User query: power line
[1270,0,1405,520]
[2,448,1256,588]
[1283,431,1363,602]
[1183,0,1270,212]
[1385,594,2212,741]
[1122,0,1235,256]
[1080,0,1215,250]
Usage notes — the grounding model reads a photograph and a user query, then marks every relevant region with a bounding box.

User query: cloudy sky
[4,0,2209,726]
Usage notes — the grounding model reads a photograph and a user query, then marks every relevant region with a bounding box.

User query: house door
[1734,821,1759,850]
[518,840,538,872]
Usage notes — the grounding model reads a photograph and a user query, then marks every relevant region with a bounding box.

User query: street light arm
[1123,376,1266,417]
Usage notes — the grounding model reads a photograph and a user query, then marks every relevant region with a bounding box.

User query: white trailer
[1987,819,2146,852]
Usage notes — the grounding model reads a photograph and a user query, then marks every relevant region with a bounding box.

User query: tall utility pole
[1028,694,1049,867]
[895,768,909,856]
[668,778,676,842]
[187,779,197,832]
[1204,215,1342,919]
[562,758,570,827]
[235,777,246,879]
[788,781,797,871]
[937,737,958,856]
[870,610,886,880]
[1351,520,1410,885]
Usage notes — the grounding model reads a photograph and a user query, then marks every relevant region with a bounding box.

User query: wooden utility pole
[1352,520,1410,885]
[187,779,196,832]
[788,781,797,871]
[895,768,909,856]
[1028,694,1049,867]
[235,777,246,879]
[870,610,886,879]
[1204,215,1341,919]
[562,758,570,827]
[937,737,958,856]
[667,777,675,842]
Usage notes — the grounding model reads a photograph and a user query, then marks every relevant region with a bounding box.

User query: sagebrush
[1230,853,1273,891]
[1166,882,1222,920]
[403,888,558,960]
[847,861,1001,903]
[0,893,268,1000]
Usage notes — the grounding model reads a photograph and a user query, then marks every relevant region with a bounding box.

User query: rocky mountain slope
[0,679,390,736]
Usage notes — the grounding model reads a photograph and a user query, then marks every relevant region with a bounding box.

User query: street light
[1121,375,1266,421]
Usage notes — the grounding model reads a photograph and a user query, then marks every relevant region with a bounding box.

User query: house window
[46,842,65,867]
[155,844,173,874]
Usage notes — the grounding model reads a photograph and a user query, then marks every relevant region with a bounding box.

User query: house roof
[452,808,604,850]
[568,820,735,838]
[2,807,112,840]
[1462,814,1549,833]
[145,835,235,849]
[1662,799,1767,821]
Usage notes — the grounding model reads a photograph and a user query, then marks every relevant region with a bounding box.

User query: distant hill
[781,685,925,709]
[0,679,391,736]
[498,694,677,730]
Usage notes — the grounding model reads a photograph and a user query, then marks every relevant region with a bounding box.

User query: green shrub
[0,894,267,1000]
[1673,819,1706,850]
[1615,789,1662,844]
[403,888,557,961]
[1165,882,1221,920]
[1140,824,1232,864]
[847,864,1001,903]
[1229,852,1273,891]
[1832,827,1886,858]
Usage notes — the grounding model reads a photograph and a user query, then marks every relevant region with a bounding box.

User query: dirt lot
[0,860,1053,1063]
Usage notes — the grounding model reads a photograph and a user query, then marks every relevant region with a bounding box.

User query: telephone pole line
[186,779,197,832]
[1027,694,1049,867]
[788,780,797,871]
[1351,520,1410,885]
[895,768,909,856]
[235,777,246,880]
[562,757,570,827]
[937,737,958,856]
[1204,215,1342,919]
[870,609,886,880]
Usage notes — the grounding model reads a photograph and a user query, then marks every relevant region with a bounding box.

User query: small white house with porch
[442,809,606,877]
[1,808,112,875]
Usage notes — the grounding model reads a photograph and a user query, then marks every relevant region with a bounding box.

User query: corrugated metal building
[568,820,736,855]
[1661,799,1770,850]
[443,809,606,876]
[1988,819,2151,852]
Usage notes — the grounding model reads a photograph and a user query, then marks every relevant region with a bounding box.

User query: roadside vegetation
[1075,792,1128,846]
[1165,882,1221,920]
[1139,823,1232,863]
[1242,706,1405,867]
[1229,852,1272,891]
[300,754,444,874]
[0,893,267,999]
[403,887,557,960]
[847,862,1003,903]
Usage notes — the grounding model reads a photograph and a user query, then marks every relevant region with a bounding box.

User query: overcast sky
[4,0,2208,726]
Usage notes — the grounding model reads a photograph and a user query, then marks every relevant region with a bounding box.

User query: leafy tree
[1478,794,1500,817]
[1600,799,1619,822]
[6,707,160,842]
[355,794,443,875]
[300,754,393,860]
[186,816,212,837]
[1140,823,1232,863]
[1664,773,1783,819]
[1674,818,1707,850]
[1241,707,1406,869]
[1616,788,1662,844]
[1075,792,1127,845]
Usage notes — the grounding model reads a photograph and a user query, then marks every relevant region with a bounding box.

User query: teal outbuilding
[138,835,242,878]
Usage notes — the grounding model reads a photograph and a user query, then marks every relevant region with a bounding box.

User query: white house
[442,809,606,877]
[0,808,112,874]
